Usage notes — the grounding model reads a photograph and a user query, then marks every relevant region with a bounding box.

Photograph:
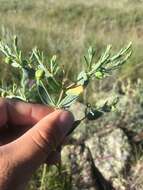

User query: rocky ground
[28,82,143,190]
[61,83,143,190]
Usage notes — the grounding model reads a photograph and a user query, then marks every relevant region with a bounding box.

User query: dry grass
[0,0,143,81]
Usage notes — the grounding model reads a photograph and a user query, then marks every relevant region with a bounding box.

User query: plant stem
[57,89,64,106]
[40,164,47,190]
[66,82,76,89]
[21,68,27,100]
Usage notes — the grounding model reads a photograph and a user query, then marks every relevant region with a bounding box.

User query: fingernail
[58,111,74,136]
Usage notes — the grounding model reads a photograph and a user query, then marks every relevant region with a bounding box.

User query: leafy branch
[0,37,132,134]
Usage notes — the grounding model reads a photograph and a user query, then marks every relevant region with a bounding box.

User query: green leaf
[37,81,55,106]
[58,95,78,108]
[95,71,104,79]
[101,98,119,112]
[101,102,112,112]
[11,62,20,68]
[4,57,12,64]
[47,77,61,93]
[84,55,89,67]
[86,109,103,120]
[13,35,18,53]
[88,46,95,58]
[77,71,89,86]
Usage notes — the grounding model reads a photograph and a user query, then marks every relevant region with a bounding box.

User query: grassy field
[0,0,143,189]
[0,0,143,82]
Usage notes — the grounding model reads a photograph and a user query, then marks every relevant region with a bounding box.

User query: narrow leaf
[58,95,78,108]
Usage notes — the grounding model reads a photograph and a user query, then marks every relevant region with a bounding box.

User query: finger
[0,98,7,128]
[0,98,54,129]
[4,110,74,171]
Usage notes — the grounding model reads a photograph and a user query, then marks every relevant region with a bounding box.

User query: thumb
[8,110,74,169]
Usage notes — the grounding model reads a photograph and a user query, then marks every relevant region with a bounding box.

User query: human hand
[0,98,74,190]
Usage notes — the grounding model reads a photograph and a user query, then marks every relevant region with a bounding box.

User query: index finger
[0,98,54,128]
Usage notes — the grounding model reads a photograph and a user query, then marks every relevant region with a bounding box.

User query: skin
[0,98,74,190]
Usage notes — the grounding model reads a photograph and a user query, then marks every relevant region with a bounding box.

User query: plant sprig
[0,36,132,134]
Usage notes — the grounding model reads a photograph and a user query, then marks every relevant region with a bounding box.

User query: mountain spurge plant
[0,36,132,134]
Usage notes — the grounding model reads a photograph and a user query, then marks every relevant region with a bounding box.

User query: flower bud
[35,69,45,80]
[95,71,104,79]
[4,57,12,64]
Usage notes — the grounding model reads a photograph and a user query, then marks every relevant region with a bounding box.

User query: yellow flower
[66,85,84,96]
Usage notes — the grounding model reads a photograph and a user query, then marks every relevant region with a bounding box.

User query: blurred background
[1,0,143,190]
[0,0,143,81]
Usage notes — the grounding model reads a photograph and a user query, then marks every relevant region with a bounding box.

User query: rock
[127,158,143,190]
[62,127,131,190]
[62,144,98,190]
[112,178,127,190]
[85,128,131,190]
[69,102,86,120]
[62,144,116,190]
[69,102,87,140]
